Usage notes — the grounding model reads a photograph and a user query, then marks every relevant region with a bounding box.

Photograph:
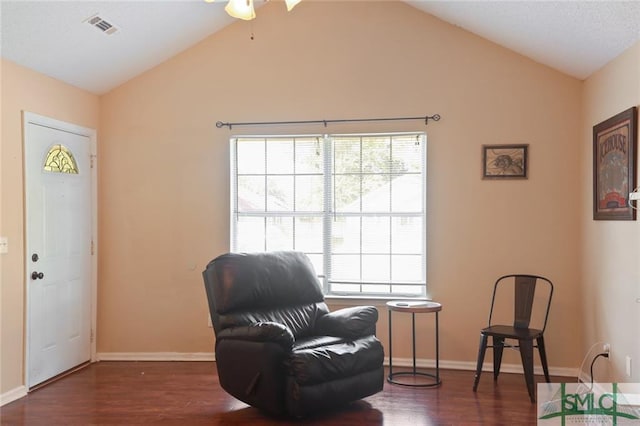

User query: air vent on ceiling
[85,15,119,35]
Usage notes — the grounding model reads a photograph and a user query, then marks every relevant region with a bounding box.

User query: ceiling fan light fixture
[206,0,301,20]
[285,0,302,12]
[225,0,256,21]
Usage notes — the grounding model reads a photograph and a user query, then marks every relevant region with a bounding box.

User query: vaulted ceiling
[1,1,639,95]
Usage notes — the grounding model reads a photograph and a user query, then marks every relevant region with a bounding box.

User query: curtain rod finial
[425,114,441,125]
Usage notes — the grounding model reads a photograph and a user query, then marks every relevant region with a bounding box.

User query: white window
[231,132,427,298]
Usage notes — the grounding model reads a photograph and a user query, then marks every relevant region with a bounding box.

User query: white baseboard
[96,352,575,378]
[1,385,27,407]
[385,357,577,379]
[96,352,215,362]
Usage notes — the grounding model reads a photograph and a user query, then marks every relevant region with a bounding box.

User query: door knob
[32,253,39,262]
[31,271,44,280]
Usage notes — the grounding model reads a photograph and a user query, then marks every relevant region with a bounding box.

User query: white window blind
[231,132,426,298]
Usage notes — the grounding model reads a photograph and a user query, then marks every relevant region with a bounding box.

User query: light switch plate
[0,237,8,254]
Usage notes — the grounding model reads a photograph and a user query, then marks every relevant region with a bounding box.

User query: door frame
[22,111,98,389]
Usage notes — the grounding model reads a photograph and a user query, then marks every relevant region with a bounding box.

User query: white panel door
[24,116,93,388]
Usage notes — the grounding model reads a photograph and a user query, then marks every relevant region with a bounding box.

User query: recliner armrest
[216,321,295,350]
[315,306,378,338]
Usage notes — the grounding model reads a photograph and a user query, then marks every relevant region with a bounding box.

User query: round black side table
[387,300,442,387]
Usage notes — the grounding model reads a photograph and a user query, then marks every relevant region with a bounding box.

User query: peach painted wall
[0,59,99,394]
[581,41,640,382]
[98,1,583,372]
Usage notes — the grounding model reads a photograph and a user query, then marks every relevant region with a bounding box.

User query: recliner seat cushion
[217,302,330,339]
[292,335,347,352]
[287,335,384,385]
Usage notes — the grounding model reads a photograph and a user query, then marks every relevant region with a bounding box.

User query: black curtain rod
[216,114,441,130]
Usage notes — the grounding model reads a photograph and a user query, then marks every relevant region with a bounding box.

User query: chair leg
[537,336,550,382]
[473,334,488,392]
[493,337,505,381]
[519,339,536,403]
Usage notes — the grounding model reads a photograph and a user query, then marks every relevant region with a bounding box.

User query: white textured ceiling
[408,1,640,80]
[1,1,639,95]
[0,0,235,94]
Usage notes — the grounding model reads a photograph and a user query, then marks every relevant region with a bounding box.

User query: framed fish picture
[482,144,528,179]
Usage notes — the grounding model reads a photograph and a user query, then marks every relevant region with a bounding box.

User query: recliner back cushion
[208,251,324,312]
[204,251,326,336]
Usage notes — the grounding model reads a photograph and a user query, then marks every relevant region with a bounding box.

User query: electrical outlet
[603,343,610,355]
[626,356,632,377]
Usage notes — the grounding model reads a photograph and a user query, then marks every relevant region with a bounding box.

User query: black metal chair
[472,274,553,403]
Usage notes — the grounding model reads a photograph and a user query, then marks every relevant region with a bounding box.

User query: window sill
[324,295,430,308]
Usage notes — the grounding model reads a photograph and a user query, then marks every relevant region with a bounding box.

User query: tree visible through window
[231,133,426,298]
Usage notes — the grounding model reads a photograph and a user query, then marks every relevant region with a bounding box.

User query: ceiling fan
[205,0,302,21]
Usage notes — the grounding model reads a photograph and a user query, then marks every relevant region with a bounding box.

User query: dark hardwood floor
[1,362,565,425]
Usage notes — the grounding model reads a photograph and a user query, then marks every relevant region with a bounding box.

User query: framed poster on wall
[593,106,637,220]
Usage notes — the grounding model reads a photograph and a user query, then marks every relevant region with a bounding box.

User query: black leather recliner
[202,251,384,417]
